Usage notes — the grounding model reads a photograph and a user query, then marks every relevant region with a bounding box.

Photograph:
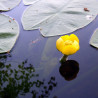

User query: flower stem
[60,55,68,63]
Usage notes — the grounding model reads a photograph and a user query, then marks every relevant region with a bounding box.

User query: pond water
[0,1,98,98]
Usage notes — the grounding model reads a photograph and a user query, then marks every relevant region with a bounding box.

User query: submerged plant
[0,55,57,98]
[56,34,80,62]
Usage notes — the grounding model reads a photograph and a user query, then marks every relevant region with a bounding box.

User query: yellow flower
[56,34,80,55]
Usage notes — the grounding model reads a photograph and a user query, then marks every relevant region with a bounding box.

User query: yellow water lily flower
[56,34,80,55]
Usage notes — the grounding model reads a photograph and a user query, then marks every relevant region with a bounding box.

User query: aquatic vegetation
[0,14,19,53]
[22,0,98,37]
[0,0,21,11]
[56,34,80,56]
[90,28,98,48]
[0,55,57,98]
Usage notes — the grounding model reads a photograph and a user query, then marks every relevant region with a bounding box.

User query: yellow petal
[61,45,75,55]
[56,34,80,56]
[70,34,79,43]
[61,40,79,55]
[72,40,80,51]
[61,35,70,42]
[56,37,65,52]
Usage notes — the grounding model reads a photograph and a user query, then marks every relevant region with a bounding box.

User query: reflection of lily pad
[22,0,98,37]
[0,14,19,53]
[0,0,21,11]
[90,28,98,48]
[39,37,58,78]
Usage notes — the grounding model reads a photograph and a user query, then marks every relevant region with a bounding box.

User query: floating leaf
[0,14,19,53]
[22,0,98,37]
[89,28,98,48]
[0,0,21,11]
[23,0,39,5]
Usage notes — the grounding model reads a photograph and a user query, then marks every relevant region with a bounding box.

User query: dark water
[0,1,98,98]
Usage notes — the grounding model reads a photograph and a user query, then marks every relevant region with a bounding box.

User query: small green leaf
[90,28,98,48]
[10,69,13,73]
[23,0,38,5]
[0,14,19,53]
[0,0,21,11]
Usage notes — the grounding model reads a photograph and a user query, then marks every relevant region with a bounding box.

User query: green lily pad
[22,0,98,37]
[23,0,39,5]
[0,0,21,11]
[0,14,19,53]
[90,28,98,48]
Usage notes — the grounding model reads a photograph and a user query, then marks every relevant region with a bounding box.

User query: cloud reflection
[59,60,79,81]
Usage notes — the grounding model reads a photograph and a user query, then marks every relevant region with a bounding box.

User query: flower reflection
[59,60,79,81]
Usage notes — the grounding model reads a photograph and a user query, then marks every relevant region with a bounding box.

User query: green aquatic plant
[22,0,98,37]
[90,28,98,48]
[0,0,21,11]
[0,55,57,98]
[0,14,19,53]
[56,34,80,62]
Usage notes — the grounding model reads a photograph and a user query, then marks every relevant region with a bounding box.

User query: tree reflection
[59,60,79,81]
[0,54,57,98]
